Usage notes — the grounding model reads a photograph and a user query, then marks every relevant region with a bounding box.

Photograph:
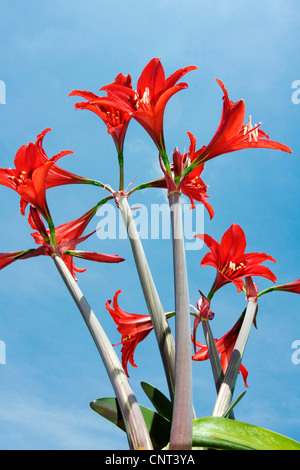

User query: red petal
[221,224,246,261]
[274,279,300,294]
[67,251,125,264]
[69,89,101,100]
[137,58,165,101]
[197,233,222,268]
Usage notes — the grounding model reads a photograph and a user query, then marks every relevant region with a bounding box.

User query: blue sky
[0,0,299,450]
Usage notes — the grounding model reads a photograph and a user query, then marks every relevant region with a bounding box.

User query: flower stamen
[106,109,122,127]
[122,335,132,342]
[135,87,151,111]
[224,260,246,276]
[243,115,261,143]
[140,87,150,105]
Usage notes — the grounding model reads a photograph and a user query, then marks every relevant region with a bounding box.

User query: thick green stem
[212,300,257,418]
[168,191,193,451]
[52,254,153,450]
[118,195,176,401]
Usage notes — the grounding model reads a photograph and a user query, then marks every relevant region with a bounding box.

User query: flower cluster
[106,222,299,384]
[73,58,296,386]
[70,59,291,219]
[1,57,298,419]
[0,129,124,279]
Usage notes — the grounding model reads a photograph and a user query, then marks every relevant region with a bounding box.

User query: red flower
[0,248,47,270]
[29,206,124,279]
[98,58,197,152]
[190,79,292,167]
[192,292,215,352]
[180,166,214,217]
[69,74,132,153]
[105,290,155,376]
[196,223,277,295]
[0,204,125,280]
[150,134,214,218]
[178,133,214,217]
[259,279,300,297]
[0,129,89,220]
[273,280,300,294]
[106,290,174,377]
[192,314,249,388]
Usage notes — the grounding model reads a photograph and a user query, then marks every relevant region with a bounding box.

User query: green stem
[81,178,115,193]
[118,151,124,191]
[168,191,193,450]
[93,195,114,212]
[52,254,153,450]
[159,148,172,176]
[212,300,257,418]
[127,178,165,197]
[48,220,58,248]
[257,286,277,297]
[118,195,176,401]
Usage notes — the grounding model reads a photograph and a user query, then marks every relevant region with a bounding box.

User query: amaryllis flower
[192,292,215,352]
[106,290,173,377]
[188,79,292,169]
[29,206,124,280]
[192,314,249,388]
[258,279,300,297]
[69,74,132,154]
[105,290,154,376]
[0,204,124,279]
[196,223,277,296]
[147,134,214,218]
[180,165,214,217]
[272,280,300,294]
[97,58,197,152]
[175,133,214,217]
[0,129,90,221]
[0,248,47,270]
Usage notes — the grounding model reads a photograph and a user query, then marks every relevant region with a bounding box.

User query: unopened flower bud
[172,147,182,177]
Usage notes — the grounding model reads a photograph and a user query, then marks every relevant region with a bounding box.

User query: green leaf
[90,398,126,431]
[192,417,300,450]
[222,390,247,418]
[140,381,173,422]
[90,398,171,449]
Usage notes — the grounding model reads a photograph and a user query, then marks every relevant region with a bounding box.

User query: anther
[140,87,150,105]
[229,261,236,271]
[243,115,261,143]
[122,335,132,342]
